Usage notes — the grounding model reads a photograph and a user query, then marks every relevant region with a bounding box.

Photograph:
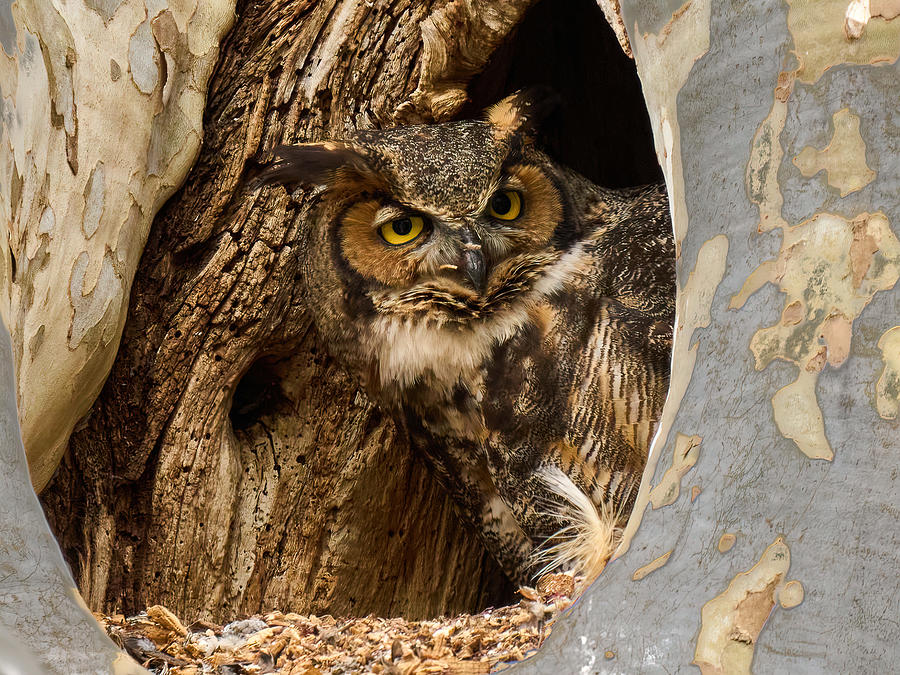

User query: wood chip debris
[99,574,577,674]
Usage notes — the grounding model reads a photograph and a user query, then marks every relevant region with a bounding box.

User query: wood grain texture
[40,0,522,621]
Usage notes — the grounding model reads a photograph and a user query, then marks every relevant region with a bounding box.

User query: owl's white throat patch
[370,302,530,393]
[366,242,588,393]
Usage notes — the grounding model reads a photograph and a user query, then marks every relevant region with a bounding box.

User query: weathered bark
[40,0,532,622]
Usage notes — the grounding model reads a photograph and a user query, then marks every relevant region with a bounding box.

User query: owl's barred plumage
[260,90,674,585]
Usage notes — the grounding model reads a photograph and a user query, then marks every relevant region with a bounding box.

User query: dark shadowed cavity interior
[462,0,661,188]
[228,0,664,619]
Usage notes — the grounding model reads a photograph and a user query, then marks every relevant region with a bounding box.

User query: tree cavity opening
[463,0,661,189]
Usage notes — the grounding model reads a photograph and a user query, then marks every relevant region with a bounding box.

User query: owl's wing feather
[479,181,674,581]
[402,410,535,584]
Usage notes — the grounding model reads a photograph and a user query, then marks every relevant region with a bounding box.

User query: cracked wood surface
[40,0,534,623]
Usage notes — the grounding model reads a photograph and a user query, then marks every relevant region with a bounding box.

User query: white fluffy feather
[532,465,624,583]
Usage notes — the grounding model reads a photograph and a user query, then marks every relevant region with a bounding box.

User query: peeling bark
[517,2,900,672]
[0,0,235,491]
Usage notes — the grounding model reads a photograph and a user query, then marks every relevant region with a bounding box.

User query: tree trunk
[517,1,900,672]
[6,0,898,672]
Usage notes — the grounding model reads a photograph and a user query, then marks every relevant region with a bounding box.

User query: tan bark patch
[718,533,736,553]
[745,72,792,234]
[788,0,900,84]
[872,0,900,18]
[631,549,672,581]
[805,346,827,373]
[850,212,882,287]
[780,300,804,325]
[648,433,701,509]
[693,537,794,675]
[778,579,805,609]
[820,312,852,367]
[772,370,831,459]
[875,326,900,419]
[732,211,900,460]
[792,109,875,197]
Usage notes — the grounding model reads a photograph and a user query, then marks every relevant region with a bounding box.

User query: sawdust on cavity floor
[98,573,578,675]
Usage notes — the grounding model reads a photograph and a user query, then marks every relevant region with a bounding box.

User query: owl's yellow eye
[380,215,425,246]
[488,190,522,220]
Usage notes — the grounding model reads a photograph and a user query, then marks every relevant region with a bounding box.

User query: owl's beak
[460,230,486,294]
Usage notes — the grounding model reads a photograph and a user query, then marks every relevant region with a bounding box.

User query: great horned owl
[259,90,674,585]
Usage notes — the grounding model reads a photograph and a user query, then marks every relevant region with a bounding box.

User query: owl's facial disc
[337,160,566,326]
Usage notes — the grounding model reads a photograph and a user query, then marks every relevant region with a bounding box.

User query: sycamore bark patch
[787,0,900,84]
[875,326,900,419]
[745,76,792,234]
[693,537,794,675]
[732,211,900,460]
[778,579,804,609]
[648,433,700,509]
[631,549,672,581]
[718,533,736,553]
[792,109,875,197]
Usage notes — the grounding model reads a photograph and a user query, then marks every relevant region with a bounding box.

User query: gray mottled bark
[0,320,145,674]
[517,1,900,673]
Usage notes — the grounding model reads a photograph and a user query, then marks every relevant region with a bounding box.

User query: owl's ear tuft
[486,87,560,141]
[253,143,371,189]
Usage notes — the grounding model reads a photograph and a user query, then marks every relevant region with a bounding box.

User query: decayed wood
[41,0,536,621]
[99,577,578,674]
